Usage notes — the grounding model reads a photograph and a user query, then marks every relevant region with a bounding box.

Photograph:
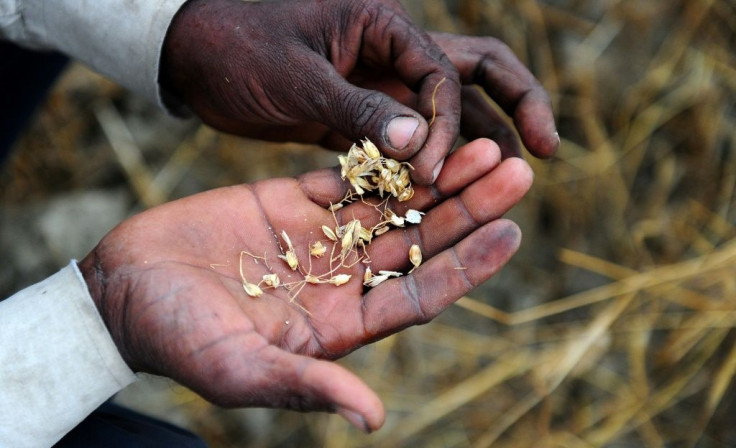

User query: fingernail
[337,407,371,433]
[432,160,444,183]
[387,117,419,150]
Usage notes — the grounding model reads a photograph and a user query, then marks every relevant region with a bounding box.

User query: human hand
[161,0,557,185]
[78,139,533,431]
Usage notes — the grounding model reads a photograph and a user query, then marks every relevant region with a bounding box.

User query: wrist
[78,250,138,371]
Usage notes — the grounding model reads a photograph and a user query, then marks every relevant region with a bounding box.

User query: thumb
[299,64,428,162]
[195,344,386,432]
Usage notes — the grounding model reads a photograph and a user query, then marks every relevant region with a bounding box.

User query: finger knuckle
[348,91,388,136]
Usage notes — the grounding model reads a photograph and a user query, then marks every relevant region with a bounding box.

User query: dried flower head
[339,138,414,201]
[310,241,327,257]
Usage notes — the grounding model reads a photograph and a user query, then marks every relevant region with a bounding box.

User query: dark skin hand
[78,139,533,431]
[161,0,558,184]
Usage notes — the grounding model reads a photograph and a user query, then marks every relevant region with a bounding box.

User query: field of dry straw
[1,0,735,446]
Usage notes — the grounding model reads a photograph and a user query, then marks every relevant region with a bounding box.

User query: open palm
[79,139,532,431]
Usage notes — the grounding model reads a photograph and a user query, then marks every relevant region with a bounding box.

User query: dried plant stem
[428,76,447,127]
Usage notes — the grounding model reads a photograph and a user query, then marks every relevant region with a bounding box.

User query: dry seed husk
[322,225,337,241]
[405,209,424,224]
[243,282,263,298]
[362,139,381,159]
[279,230,299,270]
[329,274,352,286]
[310,241,327,257]
[305,274,321,285]
[363,267,374,283]
[386,210,405,227]
[262,273,280,288]
[364,274,389,287]
[409,244,422,271]
[279,251,299,271]
[374,225,390,236]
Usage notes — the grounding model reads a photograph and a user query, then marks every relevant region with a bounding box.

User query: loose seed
[374,225,390,236]
[409,244,422,272]
[279,230,299,270]
[243,282,263,298]
[329,274,352,286]
[322,225,337,241]
[363,266,374,284]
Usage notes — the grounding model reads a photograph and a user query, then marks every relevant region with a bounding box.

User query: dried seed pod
[322,225,338,241]
[386,210,405,227]
[329,274,352,286]
[386,182,400,198]
[305,274,321,285]
[243,281,263,298]
[362,138,381,159]
[278,252,299,271]
[354,175,373,193]
[363,273,389,287]
[340,220,358,258]
[358,227,373,244]
[374,224,390,236]
[338,154,349,178]
[352,219,363,240]
[262,273,280,288]
[384,158,400,173]
[310,241,327,257]
[281,230,294,251]
[405,209,424,224]
[279,230,299,270]
[378,270,403,278]
[409,244,422,271]
[398,187,414,202]
[396,168,410,188]
[363,266,374,284]
[328,202,344,212]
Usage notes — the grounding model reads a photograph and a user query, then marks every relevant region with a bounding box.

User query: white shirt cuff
[0,261,137,448]
[0,0,188,110]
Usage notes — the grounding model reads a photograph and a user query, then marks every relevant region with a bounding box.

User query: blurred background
[2,0,735,446]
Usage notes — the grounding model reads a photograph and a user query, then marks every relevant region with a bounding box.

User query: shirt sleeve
[0,261,137,448]
[0,0,189,110]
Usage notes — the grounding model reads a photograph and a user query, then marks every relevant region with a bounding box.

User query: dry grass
[2,0,736,446]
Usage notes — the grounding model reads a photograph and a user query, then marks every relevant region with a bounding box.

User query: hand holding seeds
[78,138,533,432]
[161,0,558,185]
